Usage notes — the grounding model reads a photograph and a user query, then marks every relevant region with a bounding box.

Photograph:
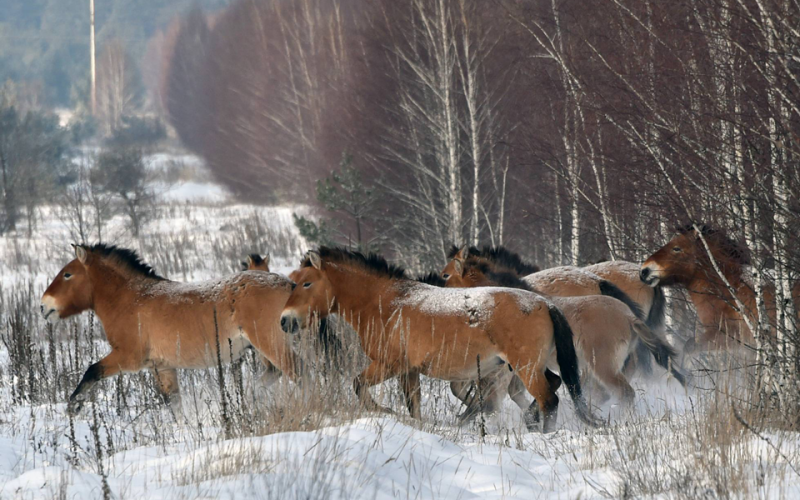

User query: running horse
[444,245,665,374]
[41,244,301,415]
[641,224,800,356]
[443,253,684,420]
[279,247,600,432]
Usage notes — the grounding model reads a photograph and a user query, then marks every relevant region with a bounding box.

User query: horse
[445,246,663,375]
[279,247,600,433]
[241,253,270,272]
[240,250,343,361]
[41,244,300,416]
[641,224,800,357]
[443,253,685,419]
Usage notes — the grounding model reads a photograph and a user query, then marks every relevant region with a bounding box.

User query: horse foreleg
[353,362,400,414]
[257,355,283,389]
[399,370,422,419]
[69,350,142,415]
[152,367,182,417]
[243,326,303,383]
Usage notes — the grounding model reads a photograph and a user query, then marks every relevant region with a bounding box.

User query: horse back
[134,272,293,368]
[523,267,602,297]
[585,261,654,314]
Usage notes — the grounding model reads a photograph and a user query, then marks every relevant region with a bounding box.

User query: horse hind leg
[592,365,635,410]
[514,366,560,433]
[510,369,561,431]
[354,361,401,415]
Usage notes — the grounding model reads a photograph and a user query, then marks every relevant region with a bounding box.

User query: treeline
[163,0,799,278]
[0,82,164,239]
[0,0,228,106]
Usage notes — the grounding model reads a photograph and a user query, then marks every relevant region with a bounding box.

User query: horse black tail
[548,305,600,427]
[630,319,687,387]
[598,280,644,320]
[599,280,654,376]
[646,285,667,333]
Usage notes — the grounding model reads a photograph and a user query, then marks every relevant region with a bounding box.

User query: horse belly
[150,327,251,369]
[426,351,506,381]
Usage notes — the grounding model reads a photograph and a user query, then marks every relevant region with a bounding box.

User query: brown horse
[445,246,665,336]
[241,253,270,272]
[444,246,663,375]
[279,247,600,432]
[444,254,685,418]
[41,244,300,415]
[641,224,800,356]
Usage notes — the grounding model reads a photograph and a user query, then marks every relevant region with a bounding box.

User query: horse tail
[598,280,644,320]
[548,305,599,427]
[646,285,667,333]
[599,280,654,376]
[629,319,686,387]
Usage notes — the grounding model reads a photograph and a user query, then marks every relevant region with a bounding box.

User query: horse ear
[457,244,468,259]
[74,244,88,264]
[454,258,464,277]
[308,251,322,270]
[263,254,270,268]
[246,255,255,267]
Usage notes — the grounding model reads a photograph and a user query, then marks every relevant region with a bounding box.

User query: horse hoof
[67,399,83,416]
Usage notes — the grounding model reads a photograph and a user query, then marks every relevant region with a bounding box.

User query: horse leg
[514,366,560,433]
[152,367,182,417]
[353,362,400,414]
[581,372,611,406]
[450,380,474,405]
[242,325,303,383]
[592,364,635,409]
[69,350,142,415]
[456,365,510,424]
[399,370,422,419]
[507,373,536,430]
[257,355,283,389]
[513,369,561,431]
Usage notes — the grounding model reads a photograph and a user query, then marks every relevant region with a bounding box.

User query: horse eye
[672,247,682,253]
[63,272,72,280]
[303,282,312,288]
[442,274,450,280]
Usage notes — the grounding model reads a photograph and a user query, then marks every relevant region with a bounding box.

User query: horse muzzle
[40,296,60,323]
[639,266,660,287]
[280,312,302,334]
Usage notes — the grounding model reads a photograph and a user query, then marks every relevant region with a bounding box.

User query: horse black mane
[677,223,750,266]
[415,271,446,287]
[86,243,165,280]
[463,259,533,292]
[302,246,408,279]
[447,244,539,276]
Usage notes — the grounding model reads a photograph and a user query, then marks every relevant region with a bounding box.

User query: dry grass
[0,202,798,499]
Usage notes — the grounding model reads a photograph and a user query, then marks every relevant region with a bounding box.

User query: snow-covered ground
[0,179,798,499]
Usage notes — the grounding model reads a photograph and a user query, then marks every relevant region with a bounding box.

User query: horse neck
[88,263,154,336]
[687,266,759,329]
[326,265,398,329]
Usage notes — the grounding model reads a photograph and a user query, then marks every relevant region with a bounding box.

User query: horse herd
[39,224,799,433]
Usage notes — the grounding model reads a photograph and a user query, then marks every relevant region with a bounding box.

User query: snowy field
[0,178,799,499]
